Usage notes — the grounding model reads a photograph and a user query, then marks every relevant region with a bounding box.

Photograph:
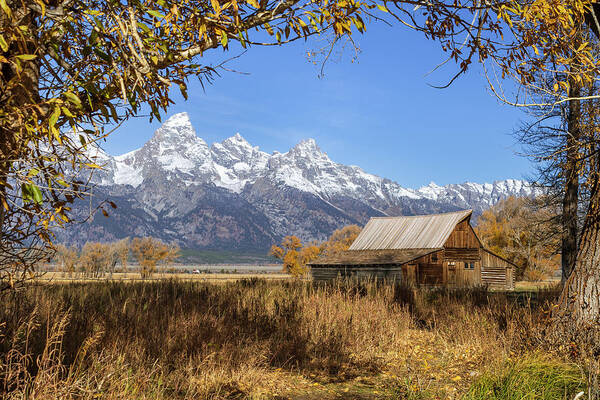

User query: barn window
[464,262,475,270]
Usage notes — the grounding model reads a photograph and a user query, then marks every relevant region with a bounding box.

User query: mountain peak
[300,138,317,147]
[163,112,192,128]
[291,138,322,155]
[223,132,252,148]
[152,112,198,142]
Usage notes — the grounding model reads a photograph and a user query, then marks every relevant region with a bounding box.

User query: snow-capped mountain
[59,112,533,250]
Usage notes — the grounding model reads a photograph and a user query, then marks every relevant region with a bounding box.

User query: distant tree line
[55,237,180,278]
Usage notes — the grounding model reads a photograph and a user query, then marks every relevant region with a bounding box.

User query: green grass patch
[464,355,586,400]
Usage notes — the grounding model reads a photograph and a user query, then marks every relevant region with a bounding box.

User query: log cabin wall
[480,250,515,289]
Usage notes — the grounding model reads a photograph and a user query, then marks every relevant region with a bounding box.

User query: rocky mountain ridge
[59,112,533,250]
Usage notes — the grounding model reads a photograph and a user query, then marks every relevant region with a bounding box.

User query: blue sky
[102,19,533,188]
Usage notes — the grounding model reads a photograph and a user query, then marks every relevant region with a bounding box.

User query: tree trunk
[562,75,581,283]
[560,178,600,326]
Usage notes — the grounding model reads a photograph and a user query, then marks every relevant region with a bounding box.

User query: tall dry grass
[0,279,588,399]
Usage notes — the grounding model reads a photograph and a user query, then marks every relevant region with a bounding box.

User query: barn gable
[443,218,482,250]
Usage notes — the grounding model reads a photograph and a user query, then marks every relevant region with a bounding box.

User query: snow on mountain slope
[416,179,533,209]
[94,113,532,211]
[113,150,143,187]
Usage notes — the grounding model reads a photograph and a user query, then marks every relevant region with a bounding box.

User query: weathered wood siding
[310,251,444,282]
[402,264,417,284]
[443,220,481,249]
[443,260,481,286]
[413,251,444,285]
[311,266,403,281]
[480,250,515,289]
[418,263,444,284]
[437,221,483,287]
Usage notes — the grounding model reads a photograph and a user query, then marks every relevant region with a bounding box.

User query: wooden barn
[309,210,516,289]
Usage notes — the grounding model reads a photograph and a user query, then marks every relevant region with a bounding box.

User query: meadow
[0,279,594,399]
[35,270,290,283]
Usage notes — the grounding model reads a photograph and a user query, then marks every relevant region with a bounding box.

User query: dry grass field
[37,271,560,289]
[0,279,594,399]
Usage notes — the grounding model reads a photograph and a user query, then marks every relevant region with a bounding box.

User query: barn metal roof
[348,210,473,250]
